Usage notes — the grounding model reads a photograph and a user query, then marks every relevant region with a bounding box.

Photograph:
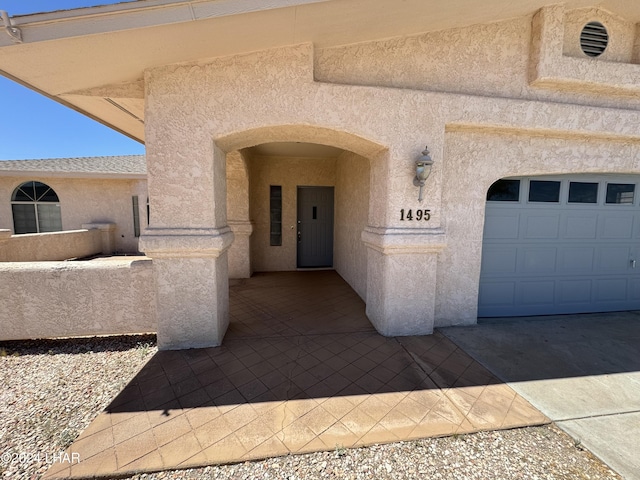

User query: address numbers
[400,209,431,221]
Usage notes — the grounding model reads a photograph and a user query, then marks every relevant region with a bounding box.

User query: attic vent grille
[580,21,608,57]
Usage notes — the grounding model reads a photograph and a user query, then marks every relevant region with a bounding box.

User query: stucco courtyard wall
[0,229,102,262]
[0,176,147,253]
[0,258,156,341]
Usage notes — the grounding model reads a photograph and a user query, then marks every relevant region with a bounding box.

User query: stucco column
[362,227,446,336]
[139,140,233,349]
[140,75,233,348]
[139,141,233,349]
[226,151,252,278]
[227,221,253,278]
[139,228,233,350]
[81,222,116,255]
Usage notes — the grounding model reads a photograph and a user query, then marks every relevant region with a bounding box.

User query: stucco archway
[215,125,387,159]
[218,125,388,330]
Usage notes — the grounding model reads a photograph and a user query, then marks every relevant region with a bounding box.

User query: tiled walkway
[45,271,548,479]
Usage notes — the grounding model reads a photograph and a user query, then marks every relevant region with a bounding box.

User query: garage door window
[605,183,635,204]
[528,180,560,203]
[568,182,598,204]
[487,179,520,201]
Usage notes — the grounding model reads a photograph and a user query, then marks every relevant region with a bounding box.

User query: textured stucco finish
[150,254,230,350]
[0,229,102,262]
[334,151,369,301]
[562,8,637,63]
[0,259,155,341]
[139,227,233,349]
[530,5,640,96]
[138,6,640,347]
[226,150,252,278]
[0,176,147,253]
[316,8,640,106]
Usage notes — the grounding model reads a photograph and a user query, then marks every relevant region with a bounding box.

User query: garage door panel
[484,213,519,239]
[481,247,517,274]
[559,279,592,304]
[601,215,634,239]
[522,248,558,273]
[524,214,560,239]
[479,282,516,307]
[629,279,640,300]
[595,278,628,301]
[559,247,595,273]
[520,281,555,305]
[564,214,598,239]
[597,247,632,271]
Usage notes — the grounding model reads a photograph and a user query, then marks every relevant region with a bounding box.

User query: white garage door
[479,175,640,317]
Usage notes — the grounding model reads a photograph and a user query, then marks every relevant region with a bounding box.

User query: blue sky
[0,1,144,160]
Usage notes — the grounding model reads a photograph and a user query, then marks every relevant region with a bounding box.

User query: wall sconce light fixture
[414,146,433,203]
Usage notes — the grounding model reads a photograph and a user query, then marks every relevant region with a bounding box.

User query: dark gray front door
[297,186,334,268]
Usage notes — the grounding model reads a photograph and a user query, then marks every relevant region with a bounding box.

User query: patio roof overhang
[1,0,639,143]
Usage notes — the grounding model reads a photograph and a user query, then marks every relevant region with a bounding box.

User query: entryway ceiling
[247,142,343,159]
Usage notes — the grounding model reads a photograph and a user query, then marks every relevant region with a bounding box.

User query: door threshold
[296,267,334,271]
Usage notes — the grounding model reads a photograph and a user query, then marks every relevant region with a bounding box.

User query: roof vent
[580,21,608,57]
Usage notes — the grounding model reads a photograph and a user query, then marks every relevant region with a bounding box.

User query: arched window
[11,181,62,234]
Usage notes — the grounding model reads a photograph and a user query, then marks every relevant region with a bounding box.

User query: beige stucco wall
[315,7,640,107]
[140,5,640,346]
[0,229,102,261]
[0,176,147,253]
[0,258,156,341]
[248,155,336,272]
[334,151,369,300]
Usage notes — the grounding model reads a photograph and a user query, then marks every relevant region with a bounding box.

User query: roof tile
[0,155,146,176]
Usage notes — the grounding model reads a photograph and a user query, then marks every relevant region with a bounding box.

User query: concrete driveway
[441,312,640,480]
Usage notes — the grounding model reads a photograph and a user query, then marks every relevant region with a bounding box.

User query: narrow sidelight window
[270,186,282,246]
[132,196,140,237]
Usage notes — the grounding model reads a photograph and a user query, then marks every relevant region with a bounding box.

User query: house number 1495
[400,209,431,221]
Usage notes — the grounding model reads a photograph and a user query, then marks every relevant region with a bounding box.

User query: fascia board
[1,0,329,46]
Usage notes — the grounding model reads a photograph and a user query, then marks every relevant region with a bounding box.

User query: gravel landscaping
[0,335,622,480]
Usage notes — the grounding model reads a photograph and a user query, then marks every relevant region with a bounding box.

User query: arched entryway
[218,125,388,337]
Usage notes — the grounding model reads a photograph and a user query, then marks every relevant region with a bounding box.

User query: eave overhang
[2,0,640,142]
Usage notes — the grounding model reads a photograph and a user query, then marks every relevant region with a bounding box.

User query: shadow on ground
[44,271,547,479]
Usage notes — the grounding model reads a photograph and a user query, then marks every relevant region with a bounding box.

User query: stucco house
[1,0,639,350]
[0,155,148,255]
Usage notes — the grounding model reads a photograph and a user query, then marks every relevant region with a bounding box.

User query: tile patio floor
[45,271,548,479]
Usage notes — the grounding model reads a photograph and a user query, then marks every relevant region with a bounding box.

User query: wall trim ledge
[139,227,234,258]
[362,226,447,255]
